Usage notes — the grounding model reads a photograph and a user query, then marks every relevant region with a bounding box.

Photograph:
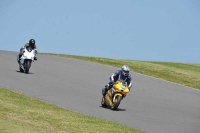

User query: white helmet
[121,65,130,76]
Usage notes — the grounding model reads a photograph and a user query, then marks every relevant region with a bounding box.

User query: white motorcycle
[17,47,36,74]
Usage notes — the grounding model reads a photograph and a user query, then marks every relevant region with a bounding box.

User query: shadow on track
[15,70,34,74]
[99,106,126,111]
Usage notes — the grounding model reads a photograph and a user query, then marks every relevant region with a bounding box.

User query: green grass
[46,53,200,90]
[0,88,145,133]
[2,53,199,133]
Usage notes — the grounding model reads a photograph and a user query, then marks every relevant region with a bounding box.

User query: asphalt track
[0,50,200,133]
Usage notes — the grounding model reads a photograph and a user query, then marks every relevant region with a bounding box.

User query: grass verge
[0,87,145,133]
[45,53,200,90]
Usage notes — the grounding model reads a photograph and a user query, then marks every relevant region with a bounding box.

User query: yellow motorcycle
[101,80,130,110]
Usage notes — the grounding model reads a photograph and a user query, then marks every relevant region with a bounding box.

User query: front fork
[20,59,31,69]
[112,93,123,102]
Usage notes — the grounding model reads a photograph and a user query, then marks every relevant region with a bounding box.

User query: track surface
[0,50,200,133]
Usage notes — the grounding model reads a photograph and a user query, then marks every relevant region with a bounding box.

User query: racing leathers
[102,70,132,97]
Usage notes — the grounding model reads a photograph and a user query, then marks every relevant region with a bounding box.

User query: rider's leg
[18,48,24,63]
[102,81,113,97]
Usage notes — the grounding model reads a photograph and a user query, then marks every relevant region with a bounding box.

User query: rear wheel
[111,95,122,110]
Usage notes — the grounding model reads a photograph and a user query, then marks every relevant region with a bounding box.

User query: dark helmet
[29,39,35,48]
[121,65,130,76]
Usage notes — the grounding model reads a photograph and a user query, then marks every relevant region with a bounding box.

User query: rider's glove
[35,49,38,54]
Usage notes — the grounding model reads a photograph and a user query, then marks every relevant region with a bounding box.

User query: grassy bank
[46,53,200,90]
[0,88,144,133]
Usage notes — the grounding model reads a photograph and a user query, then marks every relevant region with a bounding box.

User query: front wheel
[25,68,29,74]
[25,60,31,74]
[111,95,122,110]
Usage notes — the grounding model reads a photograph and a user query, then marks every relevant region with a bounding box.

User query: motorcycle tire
[25,60,31,74]
[111,95,122,110]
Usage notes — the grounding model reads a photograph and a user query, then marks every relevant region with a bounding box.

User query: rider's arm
[34,44,37,49]
[20,43,29,53]
[23,43,29,48]
[110,70,120,83]
[34,44,37,54]
[127,75,132,90]
[128,81,132,90]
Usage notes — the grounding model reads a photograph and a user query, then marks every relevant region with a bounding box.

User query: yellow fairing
[113,80,129,95]
[102,80,130,110]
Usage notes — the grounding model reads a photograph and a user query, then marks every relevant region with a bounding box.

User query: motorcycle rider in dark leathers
[102,65,132,97]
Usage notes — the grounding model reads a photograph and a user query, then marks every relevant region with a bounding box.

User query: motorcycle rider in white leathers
[18,39,37,63]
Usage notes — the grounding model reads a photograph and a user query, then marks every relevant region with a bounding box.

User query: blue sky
[0,0,199,63]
